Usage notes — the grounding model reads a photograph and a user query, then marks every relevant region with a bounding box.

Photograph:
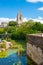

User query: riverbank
[0,40,26,58]
[0,39,38,65]
[10,40,26,51]
[0,40,13,52]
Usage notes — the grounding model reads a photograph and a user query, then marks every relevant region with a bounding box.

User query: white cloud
[22,16,43,23]
[0,18,16,22]
[26,0,43,3]
[23,17,28,22]
[38,7,43,11]
[28,16,43,23]
[0,17,28,23]
[0,17,43,24]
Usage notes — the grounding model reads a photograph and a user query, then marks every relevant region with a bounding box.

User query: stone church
[17,12,22,25]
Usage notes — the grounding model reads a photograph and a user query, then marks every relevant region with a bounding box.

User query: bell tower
[17,12,22,25]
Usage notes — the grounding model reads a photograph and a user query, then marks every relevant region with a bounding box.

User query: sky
[0,0,43,23]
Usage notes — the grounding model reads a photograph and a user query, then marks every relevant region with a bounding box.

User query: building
[1,22,8,27]
[17,12,22,25]
[0,12,23,27]
[0,22,8,27]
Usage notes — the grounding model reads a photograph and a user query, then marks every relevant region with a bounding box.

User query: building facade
[0,22,8,27]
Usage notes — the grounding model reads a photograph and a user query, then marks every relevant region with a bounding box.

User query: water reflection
[0,49,27,65]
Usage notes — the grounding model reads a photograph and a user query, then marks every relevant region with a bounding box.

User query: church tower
[17,12,22,25]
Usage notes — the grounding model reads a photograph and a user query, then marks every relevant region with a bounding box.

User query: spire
[17,11,22,25]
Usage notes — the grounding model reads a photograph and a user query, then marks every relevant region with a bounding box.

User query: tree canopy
[0,20,43,40]
[8,21,17,26]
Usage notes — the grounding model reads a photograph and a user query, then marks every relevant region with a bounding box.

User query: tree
[32,22,41,31]
[3,20,43,41]
[40,24,43,32]
[0,28,5,34]
[6,26,16,33]
[8,21,17,26]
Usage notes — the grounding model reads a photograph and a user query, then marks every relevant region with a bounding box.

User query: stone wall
[27,34,43,65]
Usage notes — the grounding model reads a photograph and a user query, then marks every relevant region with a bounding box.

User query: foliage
[32,22,41,31]
[0,28,5,34]
[5,26,16,33]
[0,43,6,48]
[0,51,6,58]
[8,21,17,26]
[5,20,43,40]
[0,20,43,40]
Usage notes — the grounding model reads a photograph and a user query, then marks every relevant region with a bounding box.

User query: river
[0,49,27,65]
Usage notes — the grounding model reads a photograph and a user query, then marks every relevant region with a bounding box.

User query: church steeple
[17,11,22,25]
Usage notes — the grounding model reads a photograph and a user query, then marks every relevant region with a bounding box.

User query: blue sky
[0,0,43,19]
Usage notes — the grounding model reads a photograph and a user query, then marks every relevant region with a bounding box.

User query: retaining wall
[27,34,43,65]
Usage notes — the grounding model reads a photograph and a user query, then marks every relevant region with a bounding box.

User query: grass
[0,51,7,58]
[10,40,26,51]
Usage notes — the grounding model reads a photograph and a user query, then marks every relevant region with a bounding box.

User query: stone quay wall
[27,34,43,65]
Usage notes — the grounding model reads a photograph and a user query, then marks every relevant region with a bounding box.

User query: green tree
[0,28,5,34]
[8,21,17,26]
[4,20,43,40]
[32,22,41,31]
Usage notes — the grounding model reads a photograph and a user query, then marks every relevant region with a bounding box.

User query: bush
[8,21,17,26]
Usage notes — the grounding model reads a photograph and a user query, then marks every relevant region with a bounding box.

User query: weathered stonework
[27,34,43,65]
